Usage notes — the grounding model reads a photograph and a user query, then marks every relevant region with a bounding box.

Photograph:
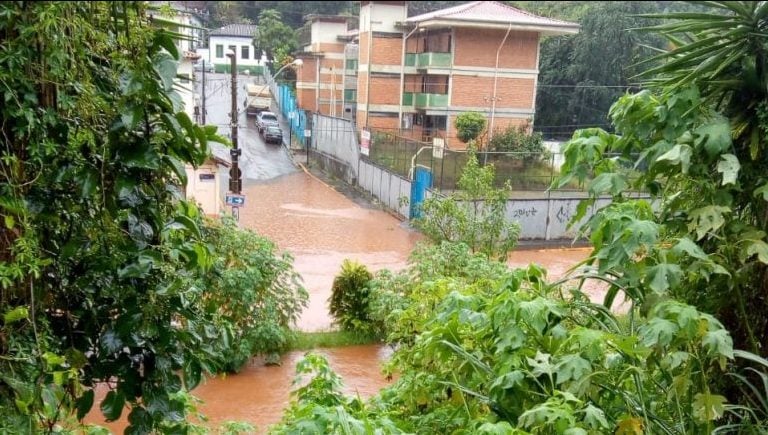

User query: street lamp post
[226,49,243,221]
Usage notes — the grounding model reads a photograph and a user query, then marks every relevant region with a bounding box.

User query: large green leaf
[694,118,732,157]
[656,144,692,173]
[688,206,730,240]
[76,390,95,421]
[692,393,727,422]
[645,263,683,293]
[716,153,740,185]
[100,390,126,422]
[3,306,28,324]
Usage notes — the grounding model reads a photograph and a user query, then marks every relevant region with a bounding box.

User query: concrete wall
[357,159,412,219]
[312,114,360,178]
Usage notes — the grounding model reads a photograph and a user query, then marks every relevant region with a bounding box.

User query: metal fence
[264,68,307,145]
[366,130,639,197]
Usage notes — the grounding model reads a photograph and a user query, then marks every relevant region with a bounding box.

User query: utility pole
[201,59,206,125]
[226,50,243,222]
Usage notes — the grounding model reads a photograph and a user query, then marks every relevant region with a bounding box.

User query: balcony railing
[402,92,414,106]
[414,92,449,108]
[404,52,452,69]
[297,26,311,48]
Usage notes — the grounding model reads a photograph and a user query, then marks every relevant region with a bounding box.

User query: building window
[241,46,249,59]
[215,44,223,58]
[228,45,237,57]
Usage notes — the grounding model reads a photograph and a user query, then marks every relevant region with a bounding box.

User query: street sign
[432,137,445,159]
[231,206,240,222]
[304,129,312,138]
[225,193,246,206]
[361,129,371,156]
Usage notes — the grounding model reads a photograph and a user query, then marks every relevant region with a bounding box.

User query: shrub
[416,148,520,260]
[193,217,308,372]
[488,123,548,164]
[455,112,487,143]
[328,259,374,334]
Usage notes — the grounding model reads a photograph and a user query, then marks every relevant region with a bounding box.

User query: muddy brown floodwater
[84,170,606,433]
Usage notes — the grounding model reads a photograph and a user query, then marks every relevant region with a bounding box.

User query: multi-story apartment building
[296,1,578,147]
[295,15,357,119]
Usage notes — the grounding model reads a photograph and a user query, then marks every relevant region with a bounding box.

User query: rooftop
[405,1,579,35]
[210,23,258,38]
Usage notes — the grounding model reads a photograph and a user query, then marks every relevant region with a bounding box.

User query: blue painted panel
[409,167,432,219]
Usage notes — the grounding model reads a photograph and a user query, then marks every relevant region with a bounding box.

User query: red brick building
[296,1,579,147]
[295,15,352,117]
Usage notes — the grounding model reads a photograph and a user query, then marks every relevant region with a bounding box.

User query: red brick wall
[297,88,317,112]
[371,36,403,65]
[357,73,368,104]
[359,32,370,64]
[297,57,317,82]
[318,42,346,53]
[450,76,535,108]
[454,28,538,70]
[366,115,399,130]
[369,75,401,105]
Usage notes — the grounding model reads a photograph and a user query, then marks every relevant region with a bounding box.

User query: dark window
[228,45,237,57]
[215,44,223,58]
[241,45,249,59]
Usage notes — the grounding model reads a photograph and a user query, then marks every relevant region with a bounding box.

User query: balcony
[402,92,414,106]
[404,52,452,69]
[414,92,449,108]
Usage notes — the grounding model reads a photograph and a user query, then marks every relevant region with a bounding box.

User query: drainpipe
[364,7,374,129]
[489,22,513,144]
[399,24,419,132]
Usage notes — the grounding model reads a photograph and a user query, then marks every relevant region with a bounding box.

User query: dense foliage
[555,0,768,358]
[252,9,298,68]
[194,218,307,371]
[274,241,764,433]
[488,124,547,163]
[328,260,375,335]
[416,150,520,260]
[511,1,715,139]
[454,112,487,144]
[0,2,304,431]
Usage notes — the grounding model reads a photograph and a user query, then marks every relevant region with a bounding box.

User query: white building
[207,24,263,74]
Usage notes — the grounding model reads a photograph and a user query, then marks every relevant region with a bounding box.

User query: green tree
[416,149,520,260]
[253,9,298,67]
[328,259,374,334]
[554,1,768,356]
[455,112,487,144]
[0,2,282,431]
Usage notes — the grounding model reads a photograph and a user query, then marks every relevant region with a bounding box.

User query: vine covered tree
[0,2,307,431]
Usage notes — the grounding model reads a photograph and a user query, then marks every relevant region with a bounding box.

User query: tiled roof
[210,24,258,38]
[406,1,579,32]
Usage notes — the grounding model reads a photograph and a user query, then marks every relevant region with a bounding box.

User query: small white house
[208,24,263,74]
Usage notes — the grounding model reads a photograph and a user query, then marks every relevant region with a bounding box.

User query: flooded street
[85,74,600,433]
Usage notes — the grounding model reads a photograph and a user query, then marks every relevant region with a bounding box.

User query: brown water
[239,172,422,332]
[84,171,610,433]
[84,344,394,433]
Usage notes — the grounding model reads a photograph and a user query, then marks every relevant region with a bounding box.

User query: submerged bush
[193,217,308,372]
[328,259,374,335]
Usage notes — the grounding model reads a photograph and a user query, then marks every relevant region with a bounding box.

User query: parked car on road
[262,126,283,145]
[193,61,214,73]
[255,111,279,133]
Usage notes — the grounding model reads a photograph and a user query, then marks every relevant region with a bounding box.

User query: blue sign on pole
[225,194,246,206]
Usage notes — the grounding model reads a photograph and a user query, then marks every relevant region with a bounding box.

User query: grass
[287,330,380,351]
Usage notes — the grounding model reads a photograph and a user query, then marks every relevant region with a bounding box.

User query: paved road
[196,73,297,189]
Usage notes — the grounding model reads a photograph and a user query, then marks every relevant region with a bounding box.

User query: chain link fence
[366,129,642,198]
